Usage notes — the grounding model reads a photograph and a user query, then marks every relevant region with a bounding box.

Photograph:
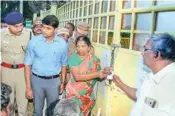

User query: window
[80,1,83,6]
[156,11,175,32]
[110,1,116,12]
[88,18,92,29]
[95,2,100,14]
[70,11,72,18]
[101,1,108,13]
[84,1,87,5]
[68,4,69,11]
[121,14,132,30]
[108,32,114,45]
[136,13,152,31]
[109,16,115,30]
[75,20,78,25]
[133,34,150,51]
[120,32,130,49]
[79,8,82,17]
[155,0,175,6]
[84,6,87,16]
[57,1,175,47]
[123,0,131,9]
[76,9,78,17]
[73,10,76,18]
[73,2,75,9]
[99,31,106,44]
[136,0,151,8]
[101,17,107,29]
[94,18,98,29]
[89,5,93,15]
[88,31,91,40]
[70,2,72,9]
[76,1,79,7]
[92,31,98,42]
[83,19,86,22]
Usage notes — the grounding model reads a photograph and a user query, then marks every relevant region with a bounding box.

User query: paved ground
[14,101,33,116]
[27,101,33,116]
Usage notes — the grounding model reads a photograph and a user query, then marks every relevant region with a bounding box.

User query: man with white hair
[113,33,175,116]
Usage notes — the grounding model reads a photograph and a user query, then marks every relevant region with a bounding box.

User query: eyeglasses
[141,46,153,52]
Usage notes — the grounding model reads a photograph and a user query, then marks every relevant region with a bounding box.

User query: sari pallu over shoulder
[66,53,100,116]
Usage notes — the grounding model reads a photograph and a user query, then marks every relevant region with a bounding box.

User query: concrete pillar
[33,13,37,22]
[40,10,43,19]
[20,0,23,14]
[51,3,57,16]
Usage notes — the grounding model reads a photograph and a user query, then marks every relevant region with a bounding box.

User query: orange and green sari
[66,53,101,116]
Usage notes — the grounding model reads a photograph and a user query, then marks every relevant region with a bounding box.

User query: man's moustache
[36,29,42,31]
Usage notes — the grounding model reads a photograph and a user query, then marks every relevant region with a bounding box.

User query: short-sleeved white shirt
[131,62,175,116]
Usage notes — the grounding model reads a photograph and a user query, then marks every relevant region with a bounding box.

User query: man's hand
[113,75,123,87]
[113,75,137,101]
[59,83,64,94]
[26,88,33,99]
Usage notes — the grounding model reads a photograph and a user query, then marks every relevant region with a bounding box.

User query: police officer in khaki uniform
[32,18,43,36]
[68,21,90,57]
[1,12,30,116]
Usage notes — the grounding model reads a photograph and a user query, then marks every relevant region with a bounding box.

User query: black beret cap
[4,12,24,25]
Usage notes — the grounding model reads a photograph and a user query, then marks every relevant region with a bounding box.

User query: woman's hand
[101,67,112,75]
[59,83,64,94]
[98,71,108,79]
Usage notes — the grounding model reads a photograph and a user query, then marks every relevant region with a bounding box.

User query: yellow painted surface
[92,46,140,116]
[92,92,108,116]
[110,49,139,116]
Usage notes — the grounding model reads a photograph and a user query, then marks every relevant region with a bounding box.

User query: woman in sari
[66,36,110,116]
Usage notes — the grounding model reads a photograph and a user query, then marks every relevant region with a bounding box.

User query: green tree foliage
[1,1,67,21]
[1,1,20,19]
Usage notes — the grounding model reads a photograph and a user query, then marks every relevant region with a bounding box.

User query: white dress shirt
[131,62,175,116]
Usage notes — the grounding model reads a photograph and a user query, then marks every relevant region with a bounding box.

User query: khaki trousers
[2,67,28,116]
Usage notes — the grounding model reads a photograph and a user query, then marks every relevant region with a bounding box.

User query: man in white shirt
[113,33,175,116]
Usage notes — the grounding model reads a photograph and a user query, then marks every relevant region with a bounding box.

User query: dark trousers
[31,74,60,116]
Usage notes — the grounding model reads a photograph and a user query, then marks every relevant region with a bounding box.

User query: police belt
[1,62,25,69]
[32,72,59,79]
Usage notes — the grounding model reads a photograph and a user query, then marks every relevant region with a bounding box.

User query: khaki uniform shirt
[68,37,76,58]
[1,29,31,64]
